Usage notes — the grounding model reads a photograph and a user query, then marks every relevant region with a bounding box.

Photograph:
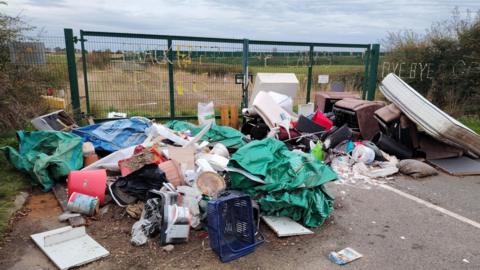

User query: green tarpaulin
[1,130,83,191]
[165,120,246,149]
[228,138,337,227]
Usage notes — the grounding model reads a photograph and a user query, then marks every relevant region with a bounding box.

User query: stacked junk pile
[2,72,480,268]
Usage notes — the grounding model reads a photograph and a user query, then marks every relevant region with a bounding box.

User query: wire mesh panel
[82,36,170,118]
[9,36,72,111]
[248,43,310,106]
[310,47,367,101]
[172,40,243,117]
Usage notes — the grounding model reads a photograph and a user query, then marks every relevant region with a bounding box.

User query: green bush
[0,11,50,130]
[383,8,480,116]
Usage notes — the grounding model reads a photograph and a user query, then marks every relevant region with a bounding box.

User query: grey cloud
[5,0,480,44]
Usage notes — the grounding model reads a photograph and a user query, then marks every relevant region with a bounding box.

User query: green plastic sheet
[228,138,337,227]
[165,120,246,149]
[1,130,83,191]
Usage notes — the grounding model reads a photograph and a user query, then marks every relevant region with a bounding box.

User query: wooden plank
[52,184,68,212]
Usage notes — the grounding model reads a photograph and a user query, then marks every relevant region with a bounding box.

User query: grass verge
[459,115,480,134]
[0,132,31,237]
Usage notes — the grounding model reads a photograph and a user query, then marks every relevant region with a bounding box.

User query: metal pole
[367,44,380,101]
[242,39,249,109]
[80,30,90,114]
[167,38,175,119]
[362,47,371,100]
[64,28,81,120]
[306,45,314,103]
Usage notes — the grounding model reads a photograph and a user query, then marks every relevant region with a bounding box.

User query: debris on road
[4,72,480,268]
[31,226,109,270]
[262,216,314,237]
[329,247,363,265]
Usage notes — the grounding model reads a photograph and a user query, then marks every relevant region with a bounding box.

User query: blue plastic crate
[207,191,263,262]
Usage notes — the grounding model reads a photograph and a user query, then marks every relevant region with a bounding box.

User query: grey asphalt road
[190,172,480,269]
[295,173,480,270]
[3,172,479,270]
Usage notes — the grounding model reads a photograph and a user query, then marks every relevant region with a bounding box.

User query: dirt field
[0,189,332,270]
[77,64,363,118]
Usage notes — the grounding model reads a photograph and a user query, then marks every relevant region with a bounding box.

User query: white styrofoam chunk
[262,216,314,237]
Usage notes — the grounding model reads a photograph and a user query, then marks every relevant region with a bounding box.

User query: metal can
[67,192,99,216]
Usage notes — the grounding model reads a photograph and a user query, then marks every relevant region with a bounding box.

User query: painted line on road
[380,183,480,230]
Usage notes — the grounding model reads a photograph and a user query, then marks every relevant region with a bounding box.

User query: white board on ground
[31,226,109,270]
[262,216,314,237]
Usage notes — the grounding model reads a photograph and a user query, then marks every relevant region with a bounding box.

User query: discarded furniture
[249,73,299,107]
[333,98,385,140]
[315,91,360,113]
[380,73,480,157]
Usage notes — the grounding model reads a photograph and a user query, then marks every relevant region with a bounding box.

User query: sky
[3,0,480,44]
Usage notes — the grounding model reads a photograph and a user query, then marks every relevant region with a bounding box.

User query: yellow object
[177,81,184,96]
[192,81,197,92]
[41,95,66,109]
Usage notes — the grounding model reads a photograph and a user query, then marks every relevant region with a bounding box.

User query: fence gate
[64,29,379,121]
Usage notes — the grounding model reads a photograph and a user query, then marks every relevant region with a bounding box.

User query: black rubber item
[323,124,353,149]
[372,132,413,159]
[296,115,325,133]
[250,123,269,140]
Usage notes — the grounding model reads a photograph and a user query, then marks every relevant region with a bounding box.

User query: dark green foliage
[383,9,480,115]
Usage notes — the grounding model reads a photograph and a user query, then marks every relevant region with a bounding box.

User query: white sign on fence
[318,75,329,84]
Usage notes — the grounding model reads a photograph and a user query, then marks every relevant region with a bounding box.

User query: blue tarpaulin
[72,117,151,152]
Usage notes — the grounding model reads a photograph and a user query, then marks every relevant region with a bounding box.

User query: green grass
[0,133,31,237]
[459,115,480,134]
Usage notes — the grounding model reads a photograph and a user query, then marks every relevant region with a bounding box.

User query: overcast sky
[4,0,480,43]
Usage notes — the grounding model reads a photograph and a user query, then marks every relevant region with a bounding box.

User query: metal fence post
[167,38,175,119]
[80,30,90,114]
[306,45,314,103]
[64,28,81,119]
[242,39,249,109]
[79,30,90,114]
[366,44,380,101]
[362,48,371,100]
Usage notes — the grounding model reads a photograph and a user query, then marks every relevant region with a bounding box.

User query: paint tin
[67,192,99,216]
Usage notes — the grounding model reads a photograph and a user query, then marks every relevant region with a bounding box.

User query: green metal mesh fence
[9,36,72,111]
[310,47,367,101]
[18,30,377,120]
[248,43,310,106]
[81,36,170,118]
[172,40,243,117]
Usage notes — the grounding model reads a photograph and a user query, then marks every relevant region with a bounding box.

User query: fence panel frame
[68,29,379,121]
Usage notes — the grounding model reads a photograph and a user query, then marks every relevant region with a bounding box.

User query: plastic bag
[130,198,162,246]
[198,101,215,126]
[352,144,375,164]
